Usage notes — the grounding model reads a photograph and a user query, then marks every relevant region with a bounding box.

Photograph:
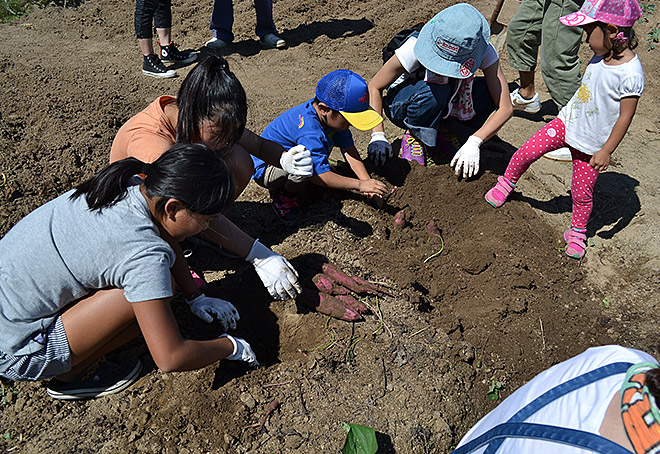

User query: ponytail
[70,158,145,210]
[71,143,235,215]
[176,56,247,152]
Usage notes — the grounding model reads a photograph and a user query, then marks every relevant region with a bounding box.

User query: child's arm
[311,147,387,198]
[590,96,639,172]
[238,129,312,176]
[132,298,255,371]
[472,60,514,142]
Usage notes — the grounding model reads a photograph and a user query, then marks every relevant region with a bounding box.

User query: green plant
[603,297,611,308]
[1,382,18,406]
[648,24,660,50]
[487,380,503,400]
[341,422,378,454]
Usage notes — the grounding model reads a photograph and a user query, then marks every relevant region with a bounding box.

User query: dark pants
[384,77,495,148]
[134,0,171,38]
[210,0,277,42]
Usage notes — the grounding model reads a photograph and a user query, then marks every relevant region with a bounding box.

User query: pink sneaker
[563,229,587,259]
[484,176,515,208]
[401,132,425,166]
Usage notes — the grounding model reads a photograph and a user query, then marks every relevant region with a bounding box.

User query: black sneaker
[142,54,177,79]
[160,42,197,64]
[47,358,142,400]
[270,188,301,224]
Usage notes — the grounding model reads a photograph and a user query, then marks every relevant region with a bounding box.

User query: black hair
[175,56,247,154]
[646,368,660,404]
[70,143,235,215]
[595,22,638,59]
[313,97,340,115]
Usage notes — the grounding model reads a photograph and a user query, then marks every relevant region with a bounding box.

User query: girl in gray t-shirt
[0,144,258,400]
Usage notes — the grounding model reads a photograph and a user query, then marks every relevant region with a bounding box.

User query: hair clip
[614,31,629,43]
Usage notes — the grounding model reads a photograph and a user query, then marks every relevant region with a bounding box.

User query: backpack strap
[451,422,633,454]
[451,362,633,454]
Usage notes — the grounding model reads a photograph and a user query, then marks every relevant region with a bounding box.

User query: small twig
[539,317,546,351]
[358,246,374,256]
[409,326,430,338]
[262,380,293,388]
[297,380,308,415]
[0,173,6,188]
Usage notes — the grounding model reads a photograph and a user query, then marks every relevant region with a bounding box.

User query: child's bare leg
[518,70,536,98]
[156,28,172,46]
[58,288,140,379]
[138,38,155,56]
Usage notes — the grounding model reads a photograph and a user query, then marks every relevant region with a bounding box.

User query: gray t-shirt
[0,185,176,355]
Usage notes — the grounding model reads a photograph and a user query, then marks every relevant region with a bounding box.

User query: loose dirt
[1,0,659,452]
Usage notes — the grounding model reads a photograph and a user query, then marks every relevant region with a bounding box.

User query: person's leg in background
[153,0,197,66]
[255,0,286,48]
[507,0,544,113]
[135,0,178,78]
[207,0,234,49]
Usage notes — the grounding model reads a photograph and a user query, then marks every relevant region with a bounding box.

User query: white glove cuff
[466,135,483,147]
[370,131,387,141]
[245,239,269,263]
[220,334,238,356]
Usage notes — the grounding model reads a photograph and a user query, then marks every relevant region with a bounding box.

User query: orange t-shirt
[110,96,178,164]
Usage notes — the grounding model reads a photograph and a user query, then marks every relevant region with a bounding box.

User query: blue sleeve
[298,134,332,175]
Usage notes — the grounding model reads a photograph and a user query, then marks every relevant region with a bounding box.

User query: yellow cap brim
[340,108,384,131]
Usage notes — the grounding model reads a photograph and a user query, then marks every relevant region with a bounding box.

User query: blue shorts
[0,316,72,381]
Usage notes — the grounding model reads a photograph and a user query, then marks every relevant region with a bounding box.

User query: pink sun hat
[559,0,642,27]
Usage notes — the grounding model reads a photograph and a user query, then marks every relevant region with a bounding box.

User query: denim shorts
[0,316,72,381]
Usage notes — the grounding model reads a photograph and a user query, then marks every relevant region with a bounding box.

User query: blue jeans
[210,0,277,42]
[384,77,496,148]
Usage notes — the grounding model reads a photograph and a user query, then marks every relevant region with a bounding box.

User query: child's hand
[357,179,387,197]
[590,149,611,172]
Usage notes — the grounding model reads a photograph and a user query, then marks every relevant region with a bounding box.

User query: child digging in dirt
[367,3,513,178]
[112,56,309,304]
[251,69,388,224]
[0,144,257,400]
[485,0,644,259]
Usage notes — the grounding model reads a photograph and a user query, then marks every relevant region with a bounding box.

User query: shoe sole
[511,103,541,114]
[142,69,177,79]
[259,40,286,49]
[160,54,198,65]
[47,361,142,400]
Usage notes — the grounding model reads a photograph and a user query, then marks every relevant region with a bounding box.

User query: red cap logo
[460,57,475,77]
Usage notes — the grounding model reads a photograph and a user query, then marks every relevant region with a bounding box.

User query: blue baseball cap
[414,3,490,79]
[315,69,383,131]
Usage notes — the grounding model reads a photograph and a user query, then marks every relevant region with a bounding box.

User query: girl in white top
[367,4,513,177]
[485,0,644,259]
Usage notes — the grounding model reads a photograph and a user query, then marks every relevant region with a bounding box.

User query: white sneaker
[205,37,229,49]
[510,88,542,114]
[259,33,286,49]
[543,147,573,162]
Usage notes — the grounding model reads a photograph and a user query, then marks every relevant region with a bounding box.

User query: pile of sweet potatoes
[297,262,391,322]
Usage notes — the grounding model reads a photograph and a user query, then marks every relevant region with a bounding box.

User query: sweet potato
[393,209,406,229]
[337,294,369,314]
[312,273,351,295]
[297,287,363,322]
[321,262,392,296]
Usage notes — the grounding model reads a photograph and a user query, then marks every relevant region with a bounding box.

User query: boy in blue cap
[252,69,388,223]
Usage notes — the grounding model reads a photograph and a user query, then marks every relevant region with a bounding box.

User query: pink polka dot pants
[503,117,599,231]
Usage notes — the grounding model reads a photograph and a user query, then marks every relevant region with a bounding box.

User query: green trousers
[506,0,584,108]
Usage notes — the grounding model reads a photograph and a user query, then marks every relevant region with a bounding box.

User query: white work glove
[187,294,239,331]
[245,239,302,300]
[219,334,259,367]
[280,144,313,176]
[368,131,393,165]
[450,135,483,179]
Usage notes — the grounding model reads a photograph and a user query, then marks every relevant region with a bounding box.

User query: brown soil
[1,0,660,452]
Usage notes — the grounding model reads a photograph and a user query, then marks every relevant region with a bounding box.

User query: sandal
[485,176,515,208]
[563,229,587,259]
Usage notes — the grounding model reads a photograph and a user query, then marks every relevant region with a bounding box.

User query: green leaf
[341,422,378,454]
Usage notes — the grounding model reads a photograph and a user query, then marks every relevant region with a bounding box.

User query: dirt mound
[2,0,660,452]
